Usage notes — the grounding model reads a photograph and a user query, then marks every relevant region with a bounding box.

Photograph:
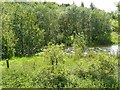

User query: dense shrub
[44,44,65,66]
[2,3,17,59]
[89,9,112,45]
[2,2,113,58]
[2,2,58,58]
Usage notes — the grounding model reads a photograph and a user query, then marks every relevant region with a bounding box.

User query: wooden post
[6,59,9,68]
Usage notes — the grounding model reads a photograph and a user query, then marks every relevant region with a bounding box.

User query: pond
[65,45,120,57]
[91,45,120,56]
[99,45,119,56]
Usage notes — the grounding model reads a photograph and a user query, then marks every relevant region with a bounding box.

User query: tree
[58,4,79,45]
[90,2,95,10]
[89,9,112,45]
[2,3,17,59]
[81,2,84,7]
[1,2,113,58]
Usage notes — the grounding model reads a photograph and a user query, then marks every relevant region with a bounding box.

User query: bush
[73,51,118,88]
[44,44,65,67]
[34,65,68,88]
[73,33,87,51]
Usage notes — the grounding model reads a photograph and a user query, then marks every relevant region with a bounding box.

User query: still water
[65,45,120,57]
[98,45,119,56]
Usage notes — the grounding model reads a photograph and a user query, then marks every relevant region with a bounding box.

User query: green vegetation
[1,1,119,88]
[2,2,113,59]
[1,45,118,88]
[111,32,118,44]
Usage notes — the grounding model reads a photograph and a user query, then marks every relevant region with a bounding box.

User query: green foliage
[89,9,112,45]
[73,33,87,50]
[2,2,113,58]
[111,32,118,44]
[58,5,112,46]
[111,19,118,32]
[72,33,87,59]
[2,2,55,58]
[35,65,68,88]
[2,3,17,59]
[44,44,65,66]
[1,46,118,88]
[1,2,118,88]
[58,5,80,38]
